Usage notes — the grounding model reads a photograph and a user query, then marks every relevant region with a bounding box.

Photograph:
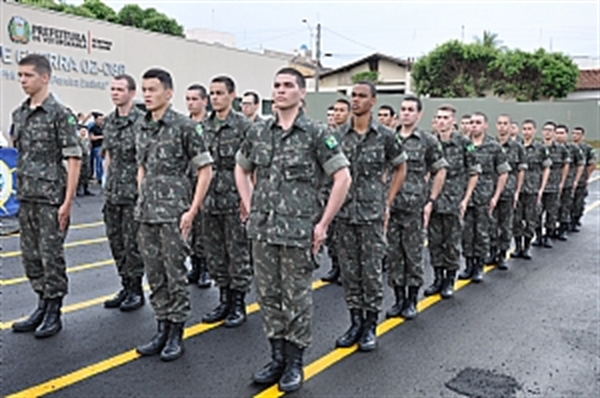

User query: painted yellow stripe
[585,199,600,213]
[1,237,108,259]
[2,221,105,239]
[5,280,329,397]
[0,259,115,287]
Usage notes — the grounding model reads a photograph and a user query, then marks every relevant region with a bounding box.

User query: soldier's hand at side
[536,190,543,206]
[459,199,468,220]
[179,211,195,241]
[423,202,433,228]
[488,197,498,215]
[383,206,390,233]
[239,201,249,223]
[57,202,71,232]
[312,222,328,255]
[513,192,520,209]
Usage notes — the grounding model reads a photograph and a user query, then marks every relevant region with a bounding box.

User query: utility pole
[315,22,321,92]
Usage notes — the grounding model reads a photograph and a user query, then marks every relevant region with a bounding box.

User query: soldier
[200,76,253,328]
[327,105,335,127]
[386,96,447,321]
[76,124,93,196]
[377,105,396,128]
[511,120,551,260]
[333,98,351,128]
[135,68,213,362]
[241,91,264,123]
[570,126,597,230]
[11,54,82,338]
[533,122,570,248]
[510,121,524,144]
[101,74,146,312]
[489,114,527,270]
[185,84,212,288]
[235,67,351,392]
[425,105,479,299]
[460,114,471,138]
[459,112,510,283]
[555,125,584,240]
[334,82,406,351]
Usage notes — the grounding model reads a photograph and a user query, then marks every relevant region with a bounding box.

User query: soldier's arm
[426,135,448,202]
[385,132,407,208]
[573,151,585,190]
[585,148,597,184]
[514,147,527,207]
[235,130,257,217]
[559,148,571,192]
[57,111,82,231]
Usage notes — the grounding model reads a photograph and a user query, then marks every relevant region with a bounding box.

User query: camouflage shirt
[522,140,552,195]
[564,142,585,188]
[11,94,81,205]
[544,141,571,193]
[102,106,144,205]
[577,142,597,187]
[135,107,213,223]
[434,132,481,214]
[203,110,253,215]
[499,138,528,200]
[470,134,511,206]
[236,110,350,248]
[337,117,406,224]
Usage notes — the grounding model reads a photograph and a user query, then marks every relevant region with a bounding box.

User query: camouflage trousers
[462,205,490,259]
[203,213,252,291]
[490,199,514,252]
[138,222,190,323]
[19,201,69,299]
[571,186,588,222]
[337,221,386,313]
[387,210,424,288]
[253,240,315,348]
[513,193,540,239]
[428,212,462,271]
[559,188,573,224]
[103,203,144,280]
[78,151,91,190]
[190,211,206,262]
[540,192,560,233]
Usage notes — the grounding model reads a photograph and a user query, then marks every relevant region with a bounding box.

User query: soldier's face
[542,125,555,141]
[351,85,375,116]
[186,90,206,115]
[210,82,234,113]
[496,116,511,136]
[110,79,134,107]
[333,103,350,126]
[142,78,172,112]
[522,123,536,141]
[400,100,421,127]
[572,129,583,143]
[272,73,305,111]
[470,115,487,137]
[241,95,259,118]
[555,128,567,143]
[435,110,454,133]
[377,109,393,127]
[18,64,49,96]
[460,118,470,135]
[510,123,519,137]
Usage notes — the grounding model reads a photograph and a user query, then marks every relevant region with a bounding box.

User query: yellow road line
[2,221,105,239]
[585,199,600,213]
[5,280,329,398]
[1,237,108,259]
[0,259,114,287]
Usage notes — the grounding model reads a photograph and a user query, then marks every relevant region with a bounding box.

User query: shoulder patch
[325,135,338,149]
[195,124,203,136]
[67,115,76,125]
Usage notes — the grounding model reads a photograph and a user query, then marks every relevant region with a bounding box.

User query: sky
[72,1,600,68]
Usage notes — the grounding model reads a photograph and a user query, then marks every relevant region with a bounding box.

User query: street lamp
[301,18,314,60]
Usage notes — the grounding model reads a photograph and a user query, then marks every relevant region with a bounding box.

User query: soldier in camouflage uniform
[135,69,213,362]
[555,125,584,240]
[334,82,406,352]
[425,105,480,299]
[201,76,253,328]
[236,68,351,393]
[570,126,597,230]
[76,125,93,196]
[489,115,527,270]
[386,96,448,321]
[459,112,510,283]
[533,122,571,248]
[11,54,82,338]
[101,75,146,312]
[511,120,551,260]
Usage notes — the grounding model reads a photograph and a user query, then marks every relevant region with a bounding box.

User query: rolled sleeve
[542,158,552,168]
[190,151,213,170]
[235,150,254,172]
[389,151,407,168]
[518,162,528,170]
[469,164,482,176]
[62,146,82,159]
[322,153,350,176]
[431,157,448,173]
[497,161,511,174]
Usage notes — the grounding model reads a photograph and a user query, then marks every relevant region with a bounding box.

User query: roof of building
[319,52,409,78]
[576,69,600,91]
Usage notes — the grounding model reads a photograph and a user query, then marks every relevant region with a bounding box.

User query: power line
[322,27,378,51]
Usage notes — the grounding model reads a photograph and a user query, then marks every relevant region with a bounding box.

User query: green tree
[78,0,117,22]
[474,30,505,49]
[117,4,145,28]
[351,71,379,84]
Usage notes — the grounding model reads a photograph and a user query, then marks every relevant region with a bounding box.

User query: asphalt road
[1,176,599,398]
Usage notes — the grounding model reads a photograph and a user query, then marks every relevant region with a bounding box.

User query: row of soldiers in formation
[10,53,596,393]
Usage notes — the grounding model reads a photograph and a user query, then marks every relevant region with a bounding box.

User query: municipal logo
[8,16,31,44]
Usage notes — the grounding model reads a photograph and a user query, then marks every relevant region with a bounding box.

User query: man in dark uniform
[570,126,597,230]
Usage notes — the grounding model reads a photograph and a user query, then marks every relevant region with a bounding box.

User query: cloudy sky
[78,1,598,67]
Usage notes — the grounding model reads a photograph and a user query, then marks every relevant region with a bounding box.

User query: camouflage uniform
[388,129,447,288]
[202,110,252,291]
[559,143,584,225]
[135,107,213,323]
[513,141,551,240]
[236,111,349,348]
[428,133,480,271]
[12,94,82,299]
[571,143,597,224]
[336,118,406,313]
[102,107,145,282]
[540,142,571,234]
[462,135,510,260]
[77,130,91,194]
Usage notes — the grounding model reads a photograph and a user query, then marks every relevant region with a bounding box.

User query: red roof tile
[576,69,600,91]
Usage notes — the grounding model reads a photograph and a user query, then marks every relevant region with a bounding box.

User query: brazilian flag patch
[466,143,476,153]
[67,115,76,125]
[325,135,338,149]
[195,124,203,136]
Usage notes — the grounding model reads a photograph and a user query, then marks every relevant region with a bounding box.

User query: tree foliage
[351,71,379,84]
[20,0,184,37]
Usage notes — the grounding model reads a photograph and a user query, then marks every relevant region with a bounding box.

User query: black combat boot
[440,270,456,299]
[160,322,185,362]
[187,260,200,285]
[385,286,405,318]
[278,341,304,393]
[253,339,286,385]
[358,311,377,352]
[196,257,212,289]
[321,261,340,284]
[497,250,508,270]
[556,223,568,241]
[401,287,419,320]
[137,320,170,356]
[12,295,46,332]
[511,237,523,258]
[335,309,364,348]
[484,246,498,265]
[424,268,444,296]
[522,237,533,260]
[570,219,580,232]
[120,276,144,312]
[104,278,129,308]
[458,258,474,280]
[224,290,246,328]
[202,287,231,323]
[34,297,63,338]
[542,233,554,248]
[532,229,543,247]
[471,258,484,283]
